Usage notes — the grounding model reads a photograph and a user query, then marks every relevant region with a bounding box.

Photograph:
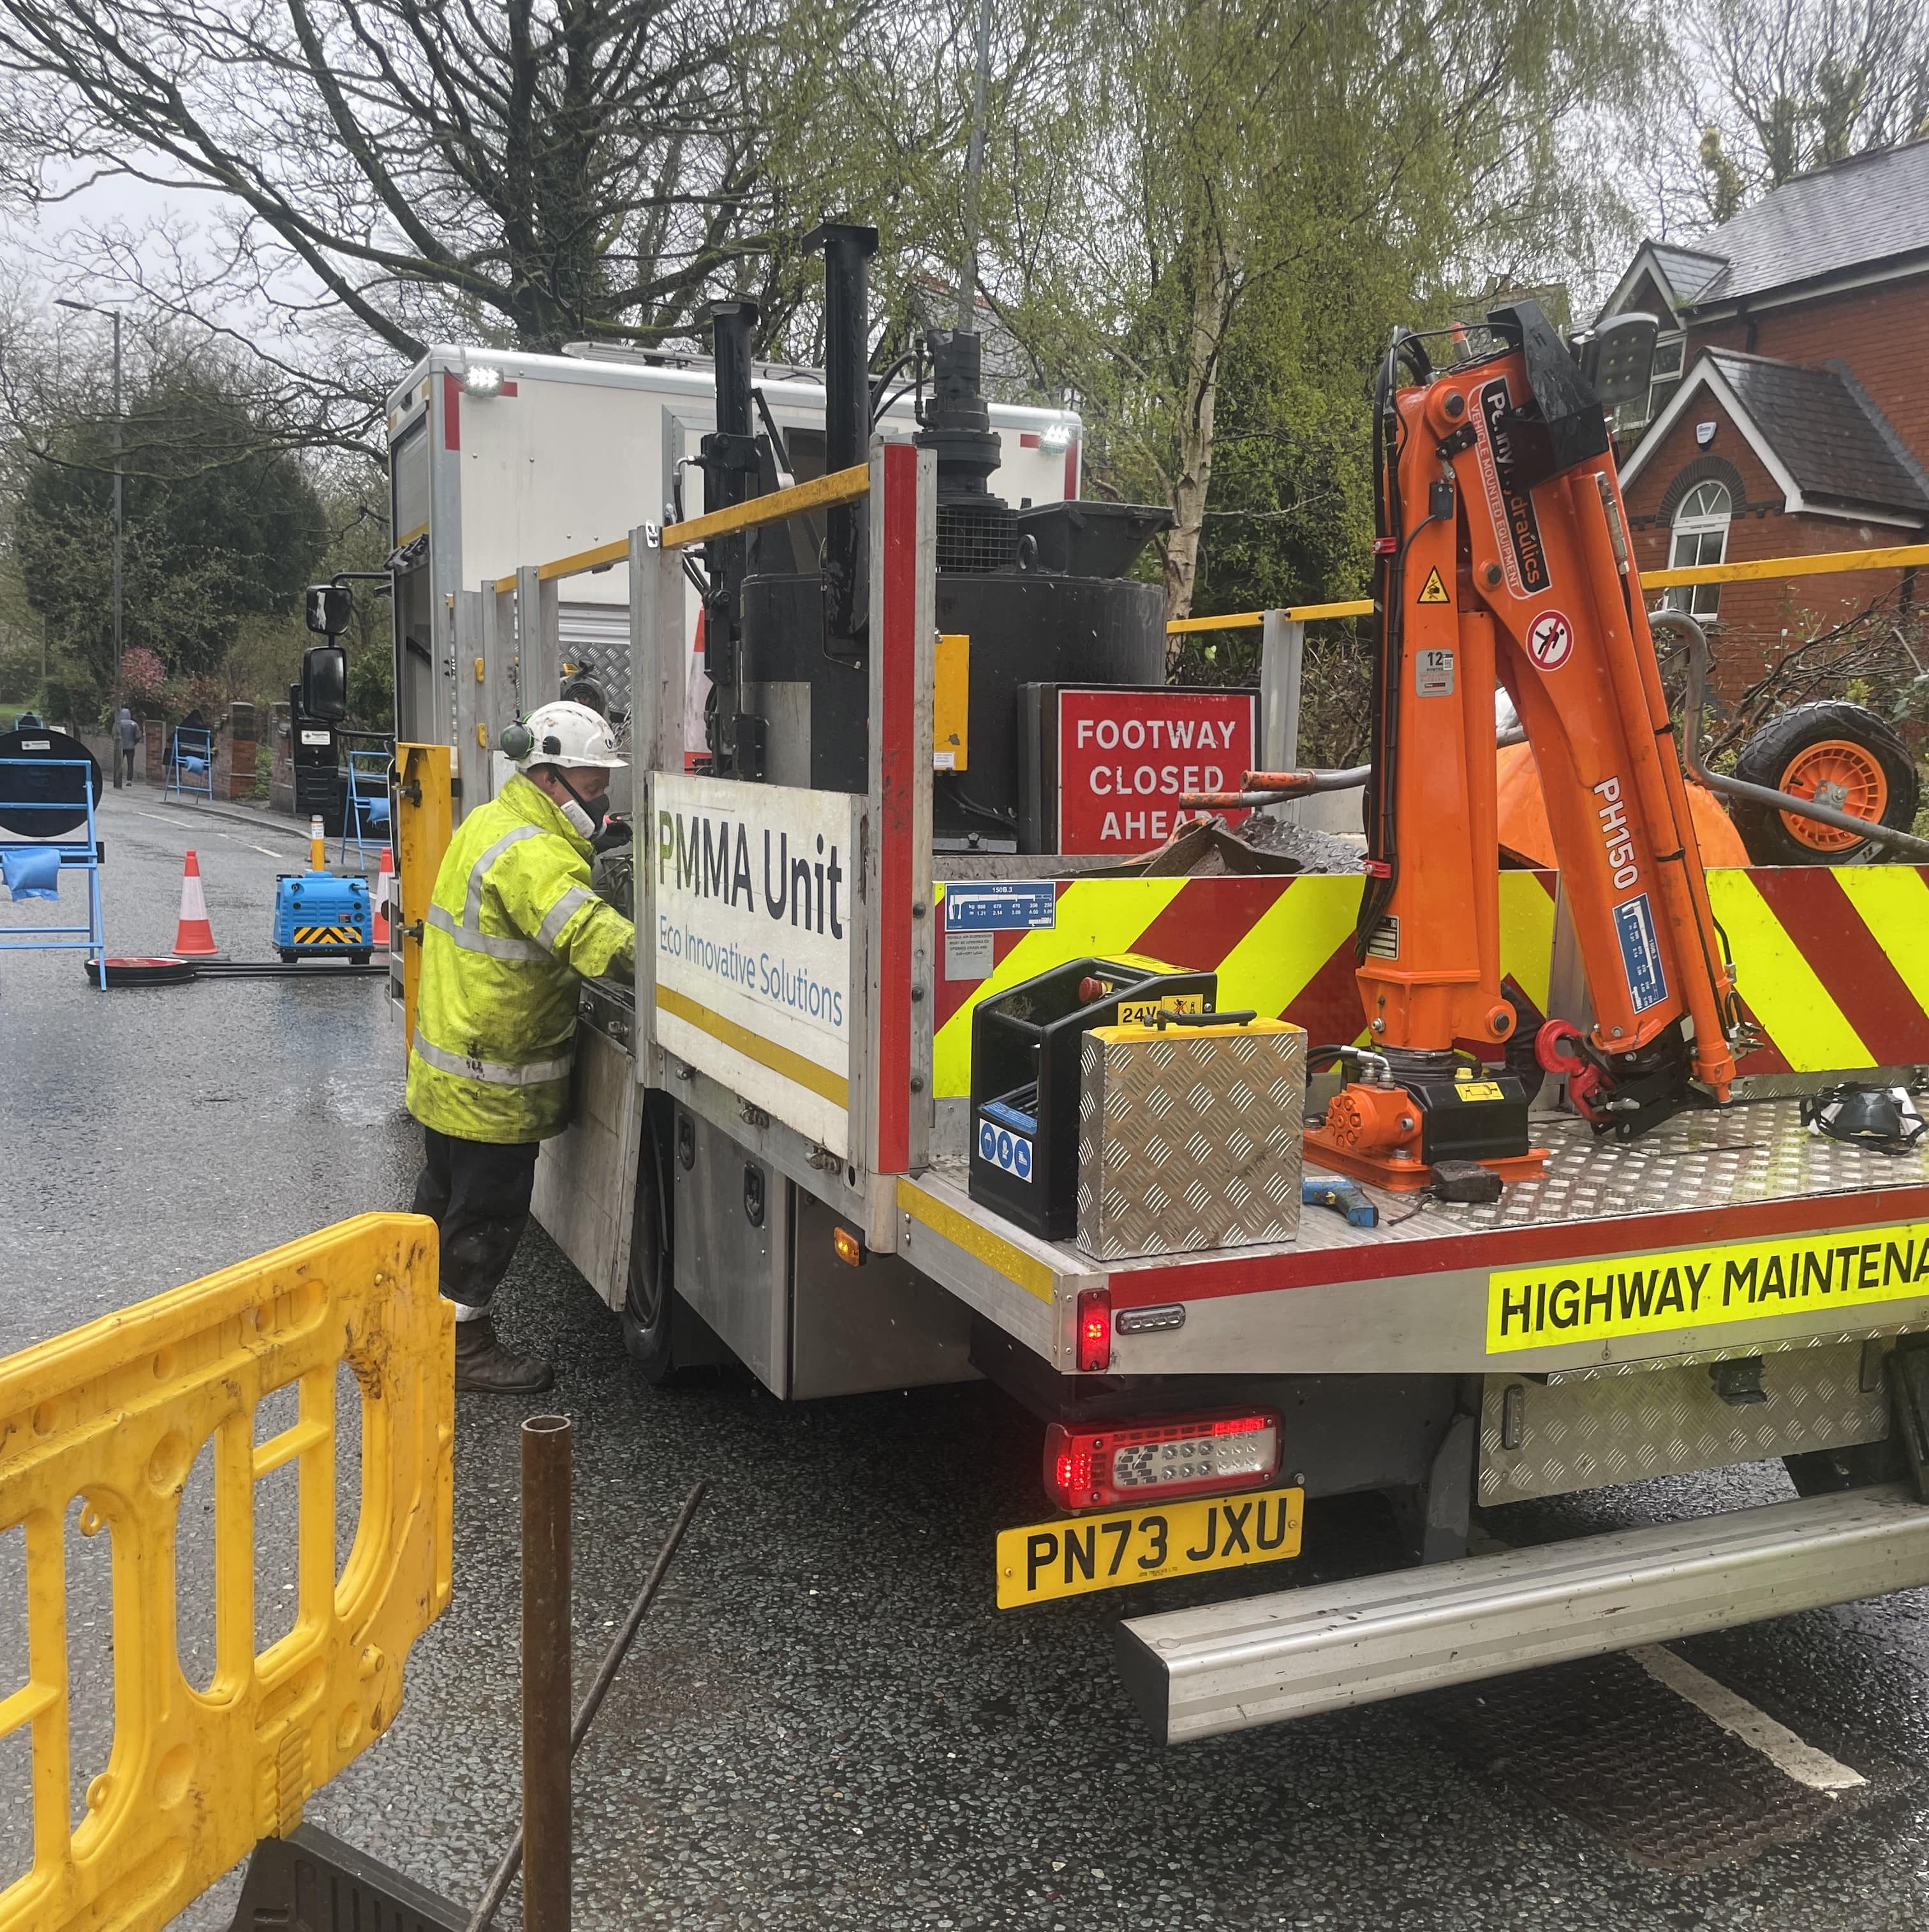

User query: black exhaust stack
[917,330,1014,572]
[700,298,761,775]
[806,223,878,644]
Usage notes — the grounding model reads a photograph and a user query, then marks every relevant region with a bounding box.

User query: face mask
[552,772,604,839]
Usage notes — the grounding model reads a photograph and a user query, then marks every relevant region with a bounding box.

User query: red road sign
[1056,687,1257,854]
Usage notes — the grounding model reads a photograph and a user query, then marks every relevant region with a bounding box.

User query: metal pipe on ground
[1659,608,1929,861]
[521,1415,573,1932]
[464,1481,709,1932]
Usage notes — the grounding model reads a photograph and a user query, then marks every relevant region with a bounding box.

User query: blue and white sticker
[944,883,1057,932]
[979,1117,1034,1183]
[1613,893,1669,1013]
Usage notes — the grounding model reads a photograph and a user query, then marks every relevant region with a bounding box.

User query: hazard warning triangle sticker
[1416,566,1451,605]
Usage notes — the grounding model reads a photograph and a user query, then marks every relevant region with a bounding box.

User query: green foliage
[346,631,394,732]
[14,354,327,705]
[997,0,1655,621]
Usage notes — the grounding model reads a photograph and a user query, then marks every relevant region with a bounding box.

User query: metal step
[1116,1482,1929,1744]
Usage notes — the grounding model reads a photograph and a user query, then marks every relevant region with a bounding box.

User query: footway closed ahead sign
[1056,687,1257,854]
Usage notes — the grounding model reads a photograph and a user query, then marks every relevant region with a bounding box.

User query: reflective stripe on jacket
[406,774,635,1143]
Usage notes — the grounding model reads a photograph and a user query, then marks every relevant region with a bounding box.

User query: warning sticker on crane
[1416,566,1451,605]
[1487,1220,1929,1352]
[1525,609,1574,671]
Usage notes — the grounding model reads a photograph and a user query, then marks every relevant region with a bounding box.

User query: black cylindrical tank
[740,570,1165,836]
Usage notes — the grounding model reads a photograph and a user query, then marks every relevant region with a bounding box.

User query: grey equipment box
[1076,1014,1307,1261]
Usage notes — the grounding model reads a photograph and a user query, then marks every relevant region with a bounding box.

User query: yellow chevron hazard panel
[1488,1221,1929,1353]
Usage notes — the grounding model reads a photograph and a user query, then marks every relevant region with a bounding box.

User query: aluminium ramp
[1116,1484,1929,1743]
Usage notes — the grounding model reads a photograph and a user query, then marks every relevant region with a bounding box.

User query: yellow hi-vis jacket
[406,774,635,1143]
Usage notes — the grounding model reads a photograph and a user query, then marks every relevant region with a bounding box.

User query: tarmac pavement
[4,786,1929,1931]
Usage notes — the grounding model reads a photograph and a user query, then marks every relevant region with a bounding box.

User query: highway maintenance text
[1486,1221,1929,1352]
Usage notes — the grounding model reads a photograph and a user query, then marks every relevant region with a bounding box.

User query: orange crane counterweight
[1307,302,1750,1190]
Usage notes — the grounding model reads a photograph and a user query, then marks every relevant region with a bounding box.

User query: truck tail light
[1075,1287,1111,1373]
[1043,1410,1282,1512]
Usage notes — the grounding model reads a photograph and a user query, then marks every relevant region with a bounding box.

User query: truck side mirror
[301,644,348,722]
[306,583,353,636]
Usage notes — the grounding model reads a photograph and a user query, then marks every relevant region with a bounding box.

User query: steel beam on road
[1116,1482,1929,1743]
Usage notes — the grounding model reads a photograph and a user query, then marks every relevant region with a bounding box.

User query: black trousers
[117,747,135,786]
[410,1125,541,1311]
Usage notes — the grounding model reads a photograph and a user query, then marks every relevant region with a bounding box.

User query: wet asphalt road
[5,785,1929,1930]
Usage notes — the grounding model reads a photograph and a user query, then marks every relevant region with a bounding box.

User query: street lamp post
[55,299,124,717]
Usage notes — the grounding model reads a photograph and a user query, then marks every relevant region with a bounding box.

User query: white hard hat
[514,700,624,771]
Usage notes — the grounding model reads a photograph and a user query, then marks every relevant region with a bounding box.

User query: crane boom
[1306,302,1749,1190]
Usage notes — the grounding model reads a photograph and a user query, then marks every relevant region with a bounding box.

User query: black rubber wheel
[351,950,371,966]
[621,1102,691,1385]
[280,948,300,964]
[1729,700,1919,865]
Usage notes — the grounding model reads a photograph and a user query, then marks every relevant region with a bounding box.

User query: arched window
[1666,480,1731,621]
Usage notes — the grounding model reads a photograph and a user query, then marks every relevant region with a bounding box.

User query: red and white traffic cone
[374,845,394,947]
[171,849,219,955]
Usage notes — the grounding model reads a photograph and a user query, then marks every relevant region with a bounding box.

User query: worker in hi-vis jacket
[406,699,635,1392]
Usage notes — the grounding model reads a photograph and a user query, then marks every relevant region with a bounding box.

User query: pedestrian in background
[115,707,138,788]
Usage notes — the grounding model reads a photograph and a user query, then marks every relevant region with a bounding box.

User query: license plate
[994,1484,1303,1609]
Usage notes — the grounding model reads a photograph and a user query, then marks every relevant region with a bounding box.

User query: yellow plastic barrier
[0,1214,454,1932]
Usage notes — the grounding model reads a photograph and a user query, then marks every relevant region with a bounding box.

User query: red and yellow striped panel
[932,866,1929,1097]
[1710,866,1929,1074]
[932,873,1556,1098]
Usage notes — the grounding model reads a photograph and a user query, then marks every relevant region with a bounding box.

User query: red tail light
[1075,1287,1111,1373]
[1043,1410,1282,1511]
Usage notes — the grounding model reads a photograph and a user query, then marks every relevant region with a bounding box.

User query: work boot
[452,1313,555,1394]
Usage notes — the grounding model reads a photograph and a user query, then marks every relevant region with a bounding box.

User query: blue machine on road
[272,868,373,964]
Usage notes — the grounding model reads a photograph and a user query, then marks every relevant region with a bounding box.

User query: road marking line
[1629,1644,1865,1793]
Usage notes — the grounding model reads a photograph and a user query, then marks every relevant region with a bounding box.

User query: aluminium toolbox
[969,956,1219,1240]
[1077,1014,1307,1260]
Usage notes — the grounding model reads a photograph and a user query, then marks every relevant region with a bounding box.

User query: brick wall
[1689,272,1929,468]
[1622,394,1912,701]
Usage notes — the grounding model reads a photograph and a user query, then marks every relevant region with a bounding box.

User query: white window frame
[1664,478,1731,622]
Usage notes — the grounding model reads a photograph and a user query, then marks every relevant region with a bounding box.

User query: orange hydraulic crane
[1303,302,1753,1189]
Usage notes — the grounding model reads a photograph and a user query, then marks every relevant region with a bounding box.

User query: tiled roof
[1706,350,1929,516]
[1687,139,1929,306]
[1650,244,1726,305]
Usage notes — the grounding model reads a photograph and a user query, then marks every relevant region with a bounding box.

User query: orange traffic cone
[171,849,219,955]
[374,846,394,947]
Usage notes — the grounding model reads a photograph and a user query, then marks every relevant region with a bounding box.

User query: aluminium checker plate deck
[894,1097,1929,1378]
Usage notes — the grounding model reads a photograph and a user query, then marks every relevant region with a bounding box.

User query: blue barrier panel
[164,726,216,804]
[0,754,106,983]
[338,742,394,868]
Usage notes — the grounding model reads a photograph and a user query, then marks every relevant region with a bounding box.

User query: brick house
[1595,140,1929,698]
